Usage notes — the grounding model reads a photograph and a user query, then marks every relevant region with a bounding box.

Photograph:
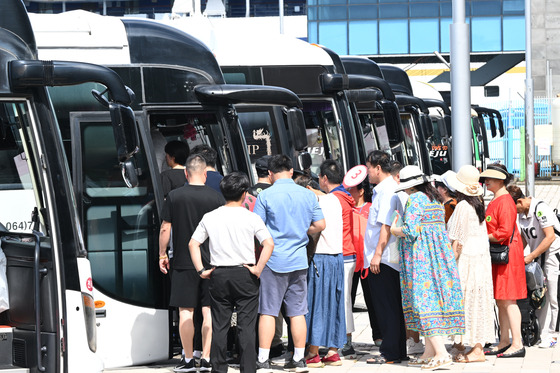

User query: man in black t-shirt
[191,144,223,194]
[248,155,272,197]
[159,154,225,372]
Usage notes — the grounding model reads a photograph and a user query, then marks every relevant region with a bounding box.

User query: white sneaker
[539,337,557,348]
[407,338,425,354]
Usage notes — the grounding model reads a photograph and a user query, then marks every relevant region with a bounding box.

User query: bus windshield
[237,108,282,179]
[400,113,419,166]
[303,100,342,176]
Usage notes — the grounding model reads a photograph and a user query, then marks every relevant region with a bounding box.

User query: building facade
[307,0,525,56]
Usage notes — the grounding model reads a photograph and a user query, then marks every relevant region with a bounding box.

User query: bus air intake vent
[13,338,27,367]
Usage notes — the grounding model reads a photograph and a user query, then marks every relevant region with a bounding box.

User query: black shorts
[169,269,211,308]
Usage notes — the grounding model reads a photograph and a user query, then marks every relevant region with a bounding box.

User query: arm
[488,202,516,243]
[524,226,556,264]
[451,240,462,260]
[188,238,214,279]
[158,221,171,274]
[370,224,391,274]
[245,237,274,278]
[308,218,326,235]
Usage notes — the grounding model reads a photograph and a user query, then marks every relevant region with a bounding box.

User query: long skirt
[306,254,346,348]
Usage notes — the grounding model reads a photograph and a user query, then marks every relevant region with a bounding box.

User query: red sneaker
[321,353,342,366]
[305,354,324,368]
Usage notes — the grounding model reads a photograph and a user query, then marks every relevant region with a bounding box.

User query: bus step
[0,366,30,373]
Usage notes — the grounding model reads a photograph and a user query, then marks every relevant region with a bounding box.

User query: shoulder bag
[489,221,515,265]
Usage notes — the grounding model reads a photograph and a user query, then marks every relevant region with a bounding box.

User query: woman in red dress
[480,163,526,358]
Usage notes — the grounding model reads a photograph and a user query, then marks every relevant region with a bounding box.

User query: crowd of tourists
[158,143,560,373]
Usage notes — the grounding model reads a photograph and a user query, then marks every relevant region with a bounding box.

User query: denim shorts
[259,266,308,317]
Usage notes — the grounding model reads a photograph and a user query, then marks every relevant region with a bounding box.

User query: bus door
[69,111,169,368]
[0,99,63,373]
[146,109,238,180]
[302,99,346,176]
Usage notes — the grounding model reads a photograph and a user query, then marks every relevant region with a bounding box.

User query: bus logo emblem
[86,278,93,291]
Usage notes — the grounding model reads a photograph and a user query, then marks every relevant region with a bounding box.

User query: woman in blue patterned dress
[391,166,465,371]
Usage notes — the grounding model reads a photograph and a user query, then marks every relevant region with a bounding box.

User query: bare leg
[259,314,276,349]
[425,335,448,361]
[306,345,319,358]
[201,306,212,360]
[289,315,307,349]
[496,300,512,349]
[179,307,195,359]
[501,299,523,353]
[420,336,435,360]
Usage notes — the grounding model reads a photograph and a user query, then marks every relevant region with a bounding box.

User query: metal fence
[483,96,554,178]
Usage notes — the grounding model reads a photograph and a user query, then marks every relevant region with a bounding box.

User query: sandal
[366,355,401,364]
[408,357,432,366]
[421,354,452,371]
[454,353,485,363]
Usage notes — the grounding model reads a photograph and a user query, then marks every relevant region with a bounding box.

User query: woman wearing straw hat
[479,163,526,358]
[390,165,465,371]
[446,165,495,363]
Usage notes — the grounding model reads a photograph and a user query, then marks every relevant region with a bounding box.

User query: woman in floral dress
[391,165,465,371]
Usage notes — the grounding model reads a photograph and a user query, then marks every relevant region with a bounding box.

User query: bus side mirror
[298,152,312,171]
[121,159,139,188]
[287,108,307,151]
[109,103,140,163]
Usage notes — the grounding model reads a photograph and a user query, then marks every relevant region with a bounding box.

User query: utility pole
[450,0,472,171]
[525,0,535,196]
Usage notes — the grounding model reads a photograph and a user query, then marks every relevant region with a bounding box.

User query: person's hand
[244,264,262,278]
[524,255,534,265]
[159,256,169,274]
[200,268,215,279]
[369,252,382,274]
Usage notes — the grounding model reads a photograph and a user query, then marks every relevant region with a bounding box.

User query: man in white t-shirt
[509,185,560,349]
[189,172,274,373]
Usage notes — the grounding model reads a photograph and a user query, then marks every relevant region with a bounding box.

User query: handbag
[489,221,515,264]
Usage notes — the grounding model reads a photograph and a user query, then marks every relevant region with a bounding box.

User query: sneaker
[321,353,342,366]
[407,338,425,355]
[272,351,293,365]
[305,354,324,368]
[284,358,309,373]
[340,344,356,359]
[257,359,273,373]
[539,337,557,348]
[199,358,211,371]
[174,358,197,372]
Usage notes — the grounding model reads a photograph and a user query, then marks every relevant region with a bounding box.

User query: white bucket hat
[434,170,457,193]
[395,165,431,192]
[447,165,483,196]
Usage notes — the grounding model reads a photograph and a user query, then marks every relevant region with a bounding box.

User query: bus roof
[29,10,130,64]
[30,11,225,84]
[160,17,334,67]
